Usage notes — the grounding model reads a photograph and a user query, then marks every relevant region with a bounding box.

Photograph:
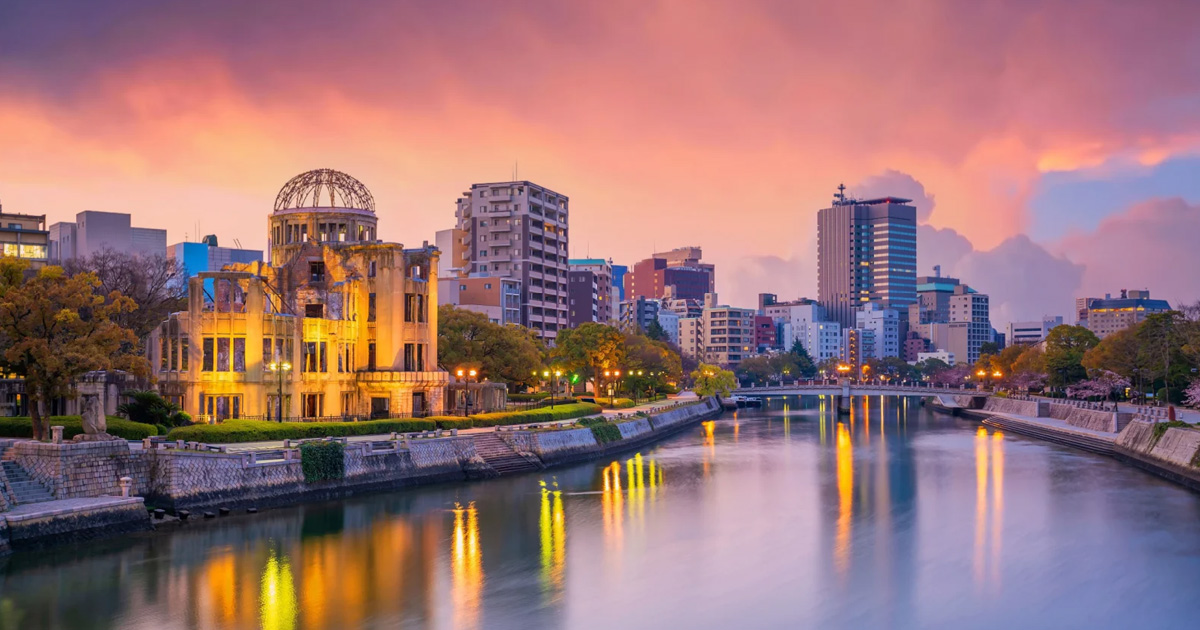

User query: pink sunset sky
[2,0,1200,327]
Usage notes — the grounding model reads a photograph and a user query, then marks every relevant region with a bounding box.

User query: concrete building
[169,235,262,278]
[760,296,828,356]
[568,258,615,324]
[679,317,702,358]
[855,303,901,359]
[817,186,917,329]
[567,268,599,327]
[625,246,715,301]
[842,328,873,368]
[0,206,49,268]
[917,350,955,365]
[49,210,167,262]
[908,269,965,329]
[440,276,522,325]
[148,169,447,421]
[902,330,928,362]
[1007,315,1064,346]
[804,321,843,363]
[656,309,681,345]
[754,315,776,352]
[611,264,628,301]
[450,181,569,342]
[699,298,755,367]
[1076,290,1171,338]
[619,296,660,332]
[949,286,991,365]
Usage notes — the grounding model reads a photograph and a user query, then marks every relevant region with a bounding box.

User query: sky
[2,0,1200,329]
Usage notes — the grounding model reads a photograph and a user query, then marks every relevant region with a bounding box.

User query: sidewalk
[218,393,696,452]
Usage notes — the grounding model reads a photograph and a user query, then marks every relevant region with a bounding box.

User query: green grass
[1150,420,1193,443]
[0,416,159,440]
[166,418,437,443]
[468,402,602,428]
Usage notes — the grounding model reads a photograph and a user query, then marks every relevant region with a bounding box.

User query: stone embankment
[943,397,1200,491]
[0,397,722,552]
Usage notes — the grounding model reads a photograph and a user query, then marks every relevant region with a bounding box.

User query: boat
[727,395,762,408]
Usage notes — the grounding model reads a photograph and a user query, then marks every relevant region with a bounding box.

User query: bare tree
[63,249,188,342]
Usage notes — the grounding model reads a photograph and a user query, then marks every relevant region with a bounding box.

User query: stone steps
[1,460,55,505]
[472,434,540,474]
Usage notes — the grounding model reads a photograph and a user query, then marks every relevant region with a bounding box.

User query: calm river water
[3,397,1200,630]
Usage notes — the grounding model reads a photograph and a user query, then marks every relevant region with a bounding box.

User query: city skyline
[3,1,1200,327]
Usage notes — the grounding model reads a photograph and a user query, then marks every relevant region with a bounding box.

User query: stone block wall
[8,440,150,499]
[617,418,653,440]
[144,450,302,507]
[1149,428,1200,468]
[532,428,600,462]
[984,398,1041,417]
[498,431,535,454]
[650,399,716,430]
[1116,420,1157,452]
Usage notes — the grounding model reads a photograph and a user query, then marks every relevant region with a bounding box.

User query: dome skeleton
[274,168,375,213]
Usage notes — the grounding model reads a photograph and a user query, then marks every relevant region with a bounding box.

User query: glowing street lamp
[457,367,480,414]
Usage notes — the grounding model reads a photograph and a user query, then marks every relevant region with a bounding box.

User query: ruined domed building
[148,169,446,421]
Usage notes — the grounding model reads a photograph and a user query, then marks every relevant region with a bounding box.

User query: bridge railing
[735,380,978,395]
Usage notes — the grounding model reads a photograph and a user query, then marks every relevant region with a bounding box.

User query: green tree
[915,357,950,379]
[979,341,1001,356]
[117,390,191,427]
[787,341,818,378]
[691,363,737,398]
[644,318,669,342]
[1137,312,1188,405]
[621,331,683,397]
[1081,327,1140,379]
[0,261,148,441]
[552,322,626,395]
[1043,325,1100,387]
[437,305,545,388]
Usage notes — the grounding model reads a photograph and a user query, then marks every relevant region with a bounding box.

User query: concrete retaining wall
[1115,420,1157,452]
[617,418,653,440]
[531,428,601,464]
[3,499,150,549]
[1150,428,1200,468]
[650,399,718,430]
[7,440,150,499]
[984,398,1041,417]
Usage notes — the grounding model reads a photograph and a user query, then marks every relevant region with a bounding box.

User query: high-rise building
[567,268,599,326]
[169,235,262,278]
[908,270,965,328]
[0,205,49,268]
[568,258,615,323]
[817,186,917,329]
[1007,315,1064,346]
[619,296,660,332]
[49,210,167,262]
[1076,289,1171,338]
[948,286,991,365]
[451,181,569,342]
[625,246,715,301]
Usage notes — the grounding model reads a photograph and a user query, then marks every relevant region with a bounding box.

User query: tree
[1081,327,1140,379]
[644,318,669,342]
[0,261,148,440]
[1137,312,1187,406]
[437,305,545,388]
[1067,370,1130,405]
[621,331,683,396]
[552,322,625,395]
[1185,379,1200,408]
[868,356,918,382]
[1043,325,1099,387]
[979,341,1001,355]
[915,357,950,379]
[691,363,737,398]
[1011,345,1046,376]
[928,364,971,387]
[64,249,188,342]
[117,390,191,427]
[787,341,818,378]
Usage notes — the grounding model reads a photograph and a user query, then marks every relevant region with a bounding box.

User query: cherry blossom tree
[1184,379,1200,408]
[1067,370,1131,406]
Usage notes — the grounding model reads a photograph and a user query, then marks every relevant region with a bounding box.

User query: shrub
[300,441,345,482]
[468,402,602,428]
[432,417,474,430]
[0,416,159,440]
[118,390,187,426]
[507,393,549,402]
[588,422,623,444]
[170,411,193,426]
[1150,420,1193,444]
[166,418,437,443]
[601,398,636,409]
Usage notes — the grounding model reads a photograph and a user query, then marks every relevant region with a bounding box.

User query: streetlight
[266,361,292,422]
[457,367,479,415]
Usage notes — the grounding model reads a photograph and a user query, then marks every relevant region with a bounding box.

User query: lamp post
[457,367,479,415]
[266,361,292,422]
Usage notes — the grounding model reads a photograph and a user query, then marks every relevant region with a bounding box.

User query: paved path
[3,496,144,523]
[217,393,698,452]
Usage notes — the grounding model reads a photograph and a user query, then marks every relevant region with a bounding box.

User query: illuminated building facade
[148,169,447,421]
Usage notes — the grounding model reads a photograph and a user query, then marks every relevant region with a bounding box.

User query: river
[2,397,1199,629]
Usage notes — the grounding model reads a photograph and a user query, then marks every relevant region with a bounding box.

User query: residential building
[625,246,715,301]
[754,315,776,352]
[1007,315,1064,346]
[843,328,873,368]
[656,309,681,345]
[761,296,827,356]
[803,321,843,363]
[902,330,928,362]
[0,206,49,268]
[679,317,702,358]
[450,181,569,342]
[619,296,660,332]
[441,276,522,325]
[169,235,262,278]
[568,258,615,323]
[1076,289,1171,338]
[611,264,628,301]
[855,303,901,359]
[699,295,755,367]
[148,169,447,421]
[567,269,599,327]
[49,210,167,262]
[948,286,991,365]
[817,185,917,329]
[908,268,965,329]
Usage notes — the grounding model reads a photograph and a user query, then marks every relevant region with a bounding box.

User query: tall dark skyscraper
[816,185,918,329]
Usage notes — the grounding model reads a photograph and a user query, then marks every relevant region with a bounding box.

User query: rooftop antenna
[834,183,846,205]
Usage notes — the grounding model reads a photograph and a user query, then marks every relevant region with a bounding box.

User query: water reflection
[1,398,1198,630]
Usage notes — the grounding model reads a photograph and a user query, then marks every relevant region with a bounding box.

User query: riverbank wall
[0,397,722,552]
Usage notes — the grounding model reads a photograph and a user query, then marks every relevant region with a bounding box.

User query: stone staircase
[0,444,55,505]
[472,433,541,475]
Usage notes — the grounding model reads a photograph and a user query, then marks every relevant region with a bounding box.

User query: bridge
[732,380,990,412]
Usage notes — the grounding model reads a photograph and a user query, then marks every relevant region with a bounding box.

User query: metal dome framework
[274,169,376,213]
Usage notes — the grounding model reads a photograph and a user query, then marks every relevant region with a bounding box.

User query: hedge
[0,416,159,440]
[432,417,475,430]
[300,441,345,482]
[468,402,602,428]
[507,393,550,402]
[166,418,437,443]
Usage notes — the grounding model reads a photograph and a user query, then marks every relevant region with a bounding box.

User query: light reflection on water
[2,397,1200,630]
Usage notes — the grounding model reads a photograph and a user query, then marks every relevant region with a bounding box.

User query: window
[484,283,492,290]
[233,338,245,372]
[368,293,376,322]
[404,343,415,371]
[368,343,377,371]
[319,341,327,372]
[160,334,168,370]
[404,293,415,322]
[303,342,318,372]
[216,338,230,372]
[417,294,426,322]
[181,336,189,371]
[310,261,325,282]
[368,260,377,277]
[305,303,324,318]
